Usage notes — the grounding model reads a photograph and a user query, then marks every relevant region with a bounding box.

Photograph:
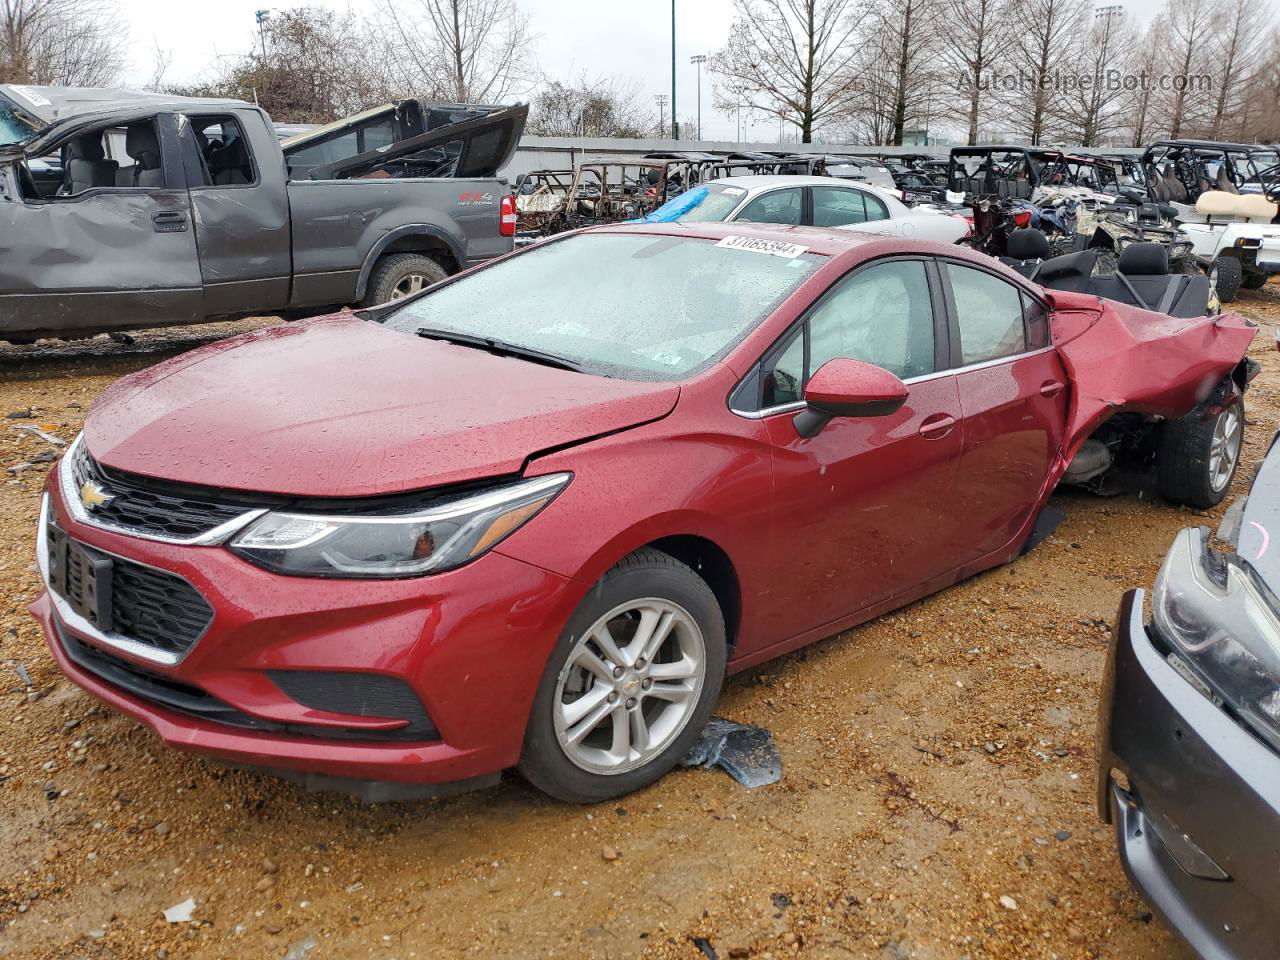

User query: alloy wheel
[1209,406,1243,493]
[552,598,706,775]
[390,274,430,299]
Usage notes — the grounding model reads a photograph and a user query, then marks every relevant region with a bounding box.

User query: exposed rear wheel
[519,549,726,803]
[1156,400,1244,509]
[362,253,448,307]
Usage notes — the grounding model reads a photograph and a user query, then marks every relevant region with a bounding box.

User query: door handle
[919,413,957,439]
[1040,380,1065,398]
[151,210,187,233]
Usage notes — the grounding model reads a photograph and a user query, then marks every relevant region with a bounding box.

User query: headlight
[229,473,570,578]
[1152,526,1280,748]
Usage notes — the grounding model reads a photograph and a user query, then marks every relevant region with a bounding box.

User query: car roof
[704,174,903,205]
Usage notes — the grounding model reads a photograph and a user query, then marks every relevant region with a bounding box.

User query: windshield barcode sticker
[715,236,808,258]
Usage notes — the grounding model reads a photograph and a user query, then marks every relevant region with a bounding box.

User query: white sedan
[649,175,970,244]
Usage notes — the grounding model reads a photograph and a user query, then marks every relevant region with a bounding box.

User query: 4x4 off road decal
[457,192,495,206]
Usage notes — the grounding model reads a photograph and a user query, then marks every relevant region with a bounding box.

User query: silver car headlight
[1152,526,1280,748]
[229,473,570,579]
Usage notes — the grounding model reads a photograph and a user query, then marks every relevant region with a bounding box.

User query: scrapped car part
[1172,190,1280,302]
[30,223,1255,803]
[0,85,524,341]
[1098,435,1280,959]
[681,716,782,788]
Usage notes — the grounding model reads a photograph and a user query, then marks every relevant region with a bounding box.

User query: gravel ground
[2,288,1279,960]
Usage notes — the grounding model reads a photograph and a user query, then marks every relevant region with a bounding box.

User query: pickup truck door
[179,110,291,317]
[0,112,203,339]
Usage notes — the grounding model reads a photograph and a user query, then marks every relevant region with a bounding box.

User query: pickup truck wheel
[1242,271,1270,290]
[519,549,726,803]
[363,254,448,306]
[1211,256,1243,303]
[1156,400,1244,509]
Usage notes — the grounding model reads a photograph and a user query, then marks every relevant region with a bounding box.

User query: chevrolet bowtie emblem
[80,480,114,511]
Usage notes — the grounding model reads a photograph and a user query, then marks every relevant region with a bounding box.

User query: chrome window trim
[60,434,266,546]
[36,494,207,667]
[728,346,1059,420]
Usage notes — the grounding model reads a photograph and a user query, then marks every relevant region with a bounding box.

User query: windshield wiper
[414,327,584,373]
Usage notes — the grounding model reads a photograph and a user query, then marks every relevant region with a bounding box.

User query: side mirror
[794,358,909,438]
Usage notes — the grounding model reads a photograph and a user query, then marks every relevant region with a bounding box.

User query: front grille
[47,522,213,656]
[58,626,438,742]
[71,443,253,540]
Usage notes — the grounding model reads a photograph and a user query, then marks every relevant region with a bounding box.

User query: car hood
[84,315,679,497]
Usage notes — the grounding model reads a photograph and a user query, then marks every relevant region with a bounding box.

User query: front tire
[1212,256,1243,304]
[519,549,726,803]
[1242,271,1270,290]
[1156,400,1244,509]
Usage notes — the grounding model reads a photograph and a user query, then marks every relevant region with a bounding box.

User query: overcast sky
[116,0,1232,141]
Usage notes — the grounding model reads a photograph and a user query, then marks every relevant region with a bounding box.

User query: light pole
[670,0,678,139]
[690,55,706,142]
[655,94,669,137]
[255,9,271,59]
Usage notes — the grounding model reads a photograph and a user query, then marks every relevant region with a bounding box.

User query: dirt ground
[2,288,1279,960]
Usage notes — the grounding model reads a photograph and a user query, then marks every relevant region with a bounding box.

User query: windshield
[644,183,748,223]
[382,233,821,380]
[0,95,38,147]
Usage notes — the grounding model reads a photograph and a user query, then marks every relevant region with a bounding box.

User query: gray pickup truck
[0,86,527,342]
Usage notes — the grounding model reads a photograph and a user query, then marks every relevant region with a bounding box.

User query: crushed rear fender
[1046,289,1257,467]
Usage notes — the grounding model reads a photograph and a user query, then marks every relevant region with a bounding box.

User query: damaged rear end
[1048,289,1257,508]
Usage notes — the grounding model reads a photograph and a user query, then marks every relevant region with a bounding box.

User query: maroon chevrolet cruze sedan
[31,222,1252,802]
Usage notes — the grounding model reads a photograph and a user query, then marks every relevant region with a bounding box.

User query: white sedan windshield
[383,233,821,380]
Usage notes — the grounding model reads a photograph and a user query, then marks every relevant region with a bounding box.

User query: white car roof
[705,175,906,211]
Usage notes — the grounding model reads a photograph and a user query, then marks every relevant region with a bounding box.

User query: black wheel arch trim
[354,225,466,300]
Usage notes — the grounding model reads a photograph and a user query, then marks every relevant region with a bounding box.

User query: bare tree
[1048,6,1134,146]
[937,0,1017,144]
[374,0,535,103]
[1251,28,1280,142]
[527,73,655,138]
[856,0,941,145]
[708,0,862,143]
[1003,0,1087,145]
[0,0,127,86]
[1125,22,1163,147]
[1205,0,1273,139]
[172,8,391,123]
[1160,0,1215,138]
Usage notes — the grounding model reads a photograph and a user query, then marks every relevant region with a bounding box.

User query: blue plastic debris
[639,186,709,223]
[682,716,782,788]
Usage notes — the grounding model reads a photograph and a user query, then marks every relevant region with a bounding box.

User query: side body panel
[948,349,1069,563]
[759,376,964,638]
[285,178,511,309]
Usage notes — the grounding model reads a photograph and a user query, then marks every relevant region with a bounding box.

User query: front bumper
[32,478,581,790]
[1097,590,1280,960]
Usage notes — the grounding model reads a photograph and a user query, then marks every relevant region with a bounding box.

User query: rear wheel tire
[1212,256,1243,304]
[362,253,448,307]
[519,549,726,803]
[1156,400,1244,509]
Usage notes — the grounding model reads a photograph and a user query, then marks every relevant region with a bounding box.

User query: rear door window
[945,263,1028,365]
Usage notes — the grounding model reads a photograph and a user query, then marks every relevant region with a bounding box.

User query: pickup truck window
[23,120,164,198]
[181,115,257,187]
[382,233,821,381]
